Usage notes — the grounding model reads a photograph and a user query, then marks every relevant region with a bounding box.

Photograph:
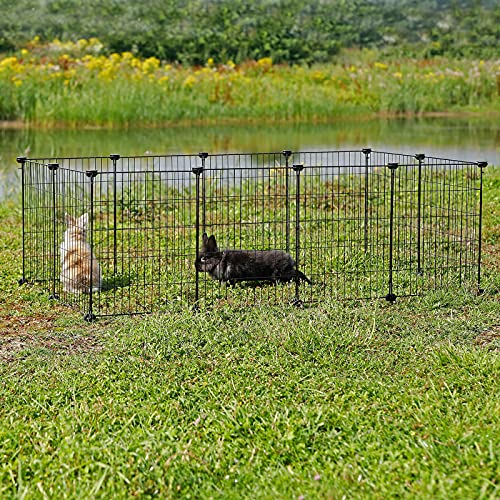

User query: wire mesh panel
[18,150,485,319]
[293,150,391,301]
[22,161,59,286]
[92,155,201,316]
[199,152,298,306]
[419,156,481,292]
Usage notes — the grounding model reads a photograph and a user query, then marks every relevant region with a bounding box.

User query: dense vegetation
[1,0,497,127]
[1,0,498,64]
[1,39,497,126]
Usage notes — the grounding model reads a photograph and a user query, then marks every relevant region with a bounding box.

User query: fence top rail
[20,160,47,168]
[24,151,360,160]
[370,150,479,165]
[420,157,479,165]
[22,150,482,169]
[22,162,483,177]
[23,163,92,176]
[27,156,111,161]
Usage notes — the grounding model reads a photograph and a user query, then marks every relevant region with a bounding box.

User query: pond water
[0,116,498,199]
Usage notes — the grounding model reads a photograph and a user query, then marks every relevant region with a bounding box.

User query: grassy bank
[0,166,499,497]
[0,39,498,127]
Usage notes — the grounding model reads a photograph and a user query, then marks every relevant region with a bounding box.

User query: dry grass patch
[475,325,500,352]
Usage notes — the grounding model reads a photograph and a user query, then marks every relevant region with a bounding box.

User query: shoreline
[1,110,498,131]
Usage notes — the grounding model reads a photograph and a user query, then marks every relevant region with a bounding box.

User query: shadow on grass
[101,275,133,291]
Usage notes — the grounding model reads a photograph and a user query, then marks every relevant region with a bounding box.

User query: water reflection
[0,116,498,199]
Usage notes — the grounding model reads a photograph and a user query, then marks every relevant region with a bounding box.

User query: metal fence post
[292,163,304,305]
[414,154,425,276]
[386,162,398,303]
[362,148,371,253]
[192,165,204,307]
[109,154,120,275]
[85,170,98,322]
[198,152,208,233]
[48,163,59,300]
[17,156,28,285]
[476,161,487,294]
[282,150,292,253]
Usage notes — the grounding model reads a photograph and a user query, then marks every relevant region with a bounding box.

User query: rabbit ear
[207,235,218,251]
[201,233,209,251]
[78,213,89,228]
[65,213,76,226]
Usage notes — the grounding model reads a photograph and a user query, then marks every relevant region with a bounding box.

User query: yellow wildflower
[142,57,160,73]
[312,70,328,83]
[131,57,142,68]
[98,70,114,81]
[83,55,106,70]
[183,75,196,88]
[0,56,19,69]
[257,57,272,68]
[374,62,388,70]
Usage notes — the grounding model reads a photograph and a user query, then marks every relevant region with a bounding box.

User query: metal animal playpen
[17,150,487,320]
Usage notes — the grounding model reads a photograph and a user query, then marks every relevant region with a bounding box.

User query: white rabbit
[60,213,102,293]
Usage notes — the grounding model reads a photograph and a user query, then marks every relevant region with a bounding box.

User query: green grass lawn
[0,167,499,498]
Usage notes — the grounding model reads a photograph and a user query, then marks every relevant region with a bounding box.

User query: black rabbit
[195,233,312,285]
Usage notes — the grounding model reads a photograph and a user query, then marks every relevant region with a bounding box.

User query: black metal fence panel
[17,150,485,319]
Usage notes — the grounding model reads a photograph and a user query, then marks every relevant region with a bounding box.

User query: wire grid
[293,150,391,301]
[199,152,298,305]
[19,150,483,318]
[22,160,60,286]
[418,156,481,292]
[92,155,200,316]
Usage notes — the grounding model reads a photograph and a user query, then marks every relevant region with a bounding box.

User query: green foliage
[0,0,498,63]
[1,51,497,126]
